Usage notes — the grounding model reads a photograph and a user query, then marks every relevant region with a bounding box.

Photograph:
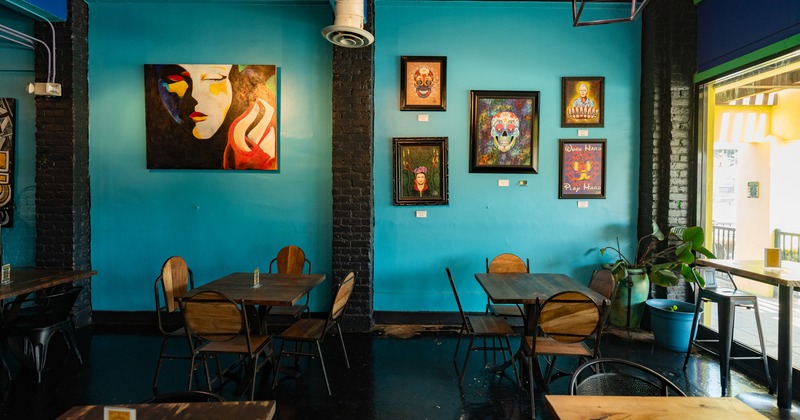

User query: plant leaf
[682,226,704,248]
[650,269,678,287]
[681,264,705,288]
[696,245,716,259]
[652,221,665,241]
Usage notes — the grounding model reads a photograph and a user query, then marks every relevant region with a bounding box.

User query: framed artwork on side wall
[469,90,540,173]
[561,76,604,127]
[393,137,448,206]
[400,56,447,111]
[559,139,606,199]
[0,98,15,227]
[144,64,278,170]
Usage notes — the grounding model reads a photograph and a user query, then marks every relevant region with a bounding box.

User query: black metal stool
[683,270,773,395]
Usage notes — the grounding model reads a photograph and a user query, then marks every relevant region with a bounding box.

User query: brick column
[639,0,697,300]
[331,1,375,332]
[34,0,92,326]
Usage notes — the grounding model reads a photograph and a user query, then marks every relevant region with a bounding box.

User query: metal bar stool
[683,269,773,395]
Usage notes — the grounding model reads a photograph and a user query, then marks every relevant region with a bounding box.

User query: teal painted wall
[0,7,38,267]
[87,2,334,311]
[373,2,642,312]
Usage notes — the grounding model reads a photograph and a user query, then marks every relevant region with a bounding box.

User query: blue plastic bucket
[646,299,701,352]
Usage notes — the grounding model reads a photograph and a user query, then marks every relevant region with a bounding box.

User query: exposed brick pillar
[331,1,375,332]
[639,0,697,300]
[34,0,92,326]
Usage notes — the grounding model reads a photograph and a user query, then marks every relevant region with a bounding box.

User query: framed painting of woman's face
[393,137,448,206]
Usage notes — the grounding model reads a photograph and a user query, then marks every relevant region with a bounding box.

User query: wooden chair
[152,256,195,394]
[266,245,313,319]
[569,358,686,396]
[272,272,355,396]
[485,253,530,318]
[446,268,519,386]
[588,269,617,329]
[522,291,605,418]
[179,290,273,401]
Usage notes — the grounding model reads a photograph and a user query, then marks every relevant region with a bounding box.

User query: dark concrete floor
[0,324,791,419]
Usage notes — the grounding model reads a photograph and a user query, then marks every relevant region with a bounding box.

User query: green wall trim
[694,33,800,83]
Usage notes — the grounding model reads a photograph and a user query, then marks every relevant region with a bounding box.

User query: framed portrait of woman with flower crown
[393,137,448,206]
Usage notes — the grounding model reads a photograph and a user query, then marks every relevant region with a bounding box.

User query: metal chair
[272,272,355,396]
[4,287,84,383]
[266,245,313,320]
[569,358,686,396]
[683,269,773,395]
[152,256,195,394]
[522,290,605,418]
[485,253,530,318]
[446,268,519,386]
[179,290,273,401]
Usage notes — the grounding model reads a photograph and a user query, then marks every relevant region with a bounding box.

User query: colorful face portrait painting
[469,90,539,173]
[144,64,278,170]
[559,139,606,199]
[0,98,14,226]
[400,56,446,111]
[561,77,604,127]
[393,137,448,206]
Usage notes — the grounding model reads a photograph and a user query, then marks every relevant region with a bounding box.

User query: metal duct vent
[322,0,374,48]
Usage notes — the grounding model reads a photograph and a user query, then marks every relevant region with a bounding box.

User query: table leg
[719,299,733,396]
[778,284,793,410]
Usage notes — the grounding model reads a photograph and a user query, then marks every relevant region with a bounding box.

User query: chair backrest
[270,245,311,275]
[180,291,244,343]
[538,291,600,344]
[486,253,529,273]
[445,268,468,326]
[46,287,83,322]
[330,272,356,322]
[588,269,617,300]
[142,390,226,403]
[569,358,687,396]
[157,256,193,313]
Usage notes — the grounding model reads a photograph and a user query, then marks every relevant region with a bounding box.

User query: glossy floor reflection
[0,324,791,419]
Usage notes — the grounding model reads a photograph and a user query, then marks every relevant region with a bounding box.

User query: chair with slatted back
[152,256,195,394]
[179,290,273,401]
[522,291,605,418]
[485,253,530,318]
[266,245,313,320]
[447,268,519,386]
[272,272,355,396]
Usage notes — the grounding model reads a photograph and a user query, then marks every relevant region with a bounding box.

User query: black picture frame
[400,56,447,111]
[561,76,604,127]
[393,137,449,206]
[558,139,606,199]
[469,90,540,173]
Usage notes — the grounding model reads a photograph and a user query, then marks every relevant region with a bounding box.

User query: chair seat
[488,304,524,318]
[702,288,758,304]
[466,315,516,337]
[523,336,592,357]
[198,334,272,355]
[267,304,309,317]
[278,318,326,342]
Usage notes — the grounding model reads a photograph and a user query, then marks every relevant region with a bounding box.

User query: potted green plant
[600,222,716,330]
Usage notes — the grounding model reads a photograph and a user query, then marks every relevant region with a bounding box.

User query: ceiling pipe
[321,0,374,48]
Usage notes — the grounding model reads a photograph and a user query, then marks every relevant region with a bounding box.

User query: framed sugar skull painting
[559,139,606,199]
[469,90,540,173]
[393,137,448,205]
[561,76,604,127]
[400,56,446,111]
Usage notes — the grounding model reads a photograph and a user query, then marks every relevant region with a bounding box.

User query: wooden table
[696,259,800,409]
[0,269,97,301]
[184,272,325,306]
[474,272,609,336]
[58,400,276,419]
[545,395,766,419]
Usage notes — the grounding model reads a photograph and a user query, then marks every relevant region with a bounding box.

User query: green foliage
[600,222,716,288]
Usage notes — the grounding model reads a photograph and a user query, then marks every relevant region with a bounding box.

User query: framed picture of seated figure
[558,139,606,199]
[561,77,604,127]
[393,137,448,206]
